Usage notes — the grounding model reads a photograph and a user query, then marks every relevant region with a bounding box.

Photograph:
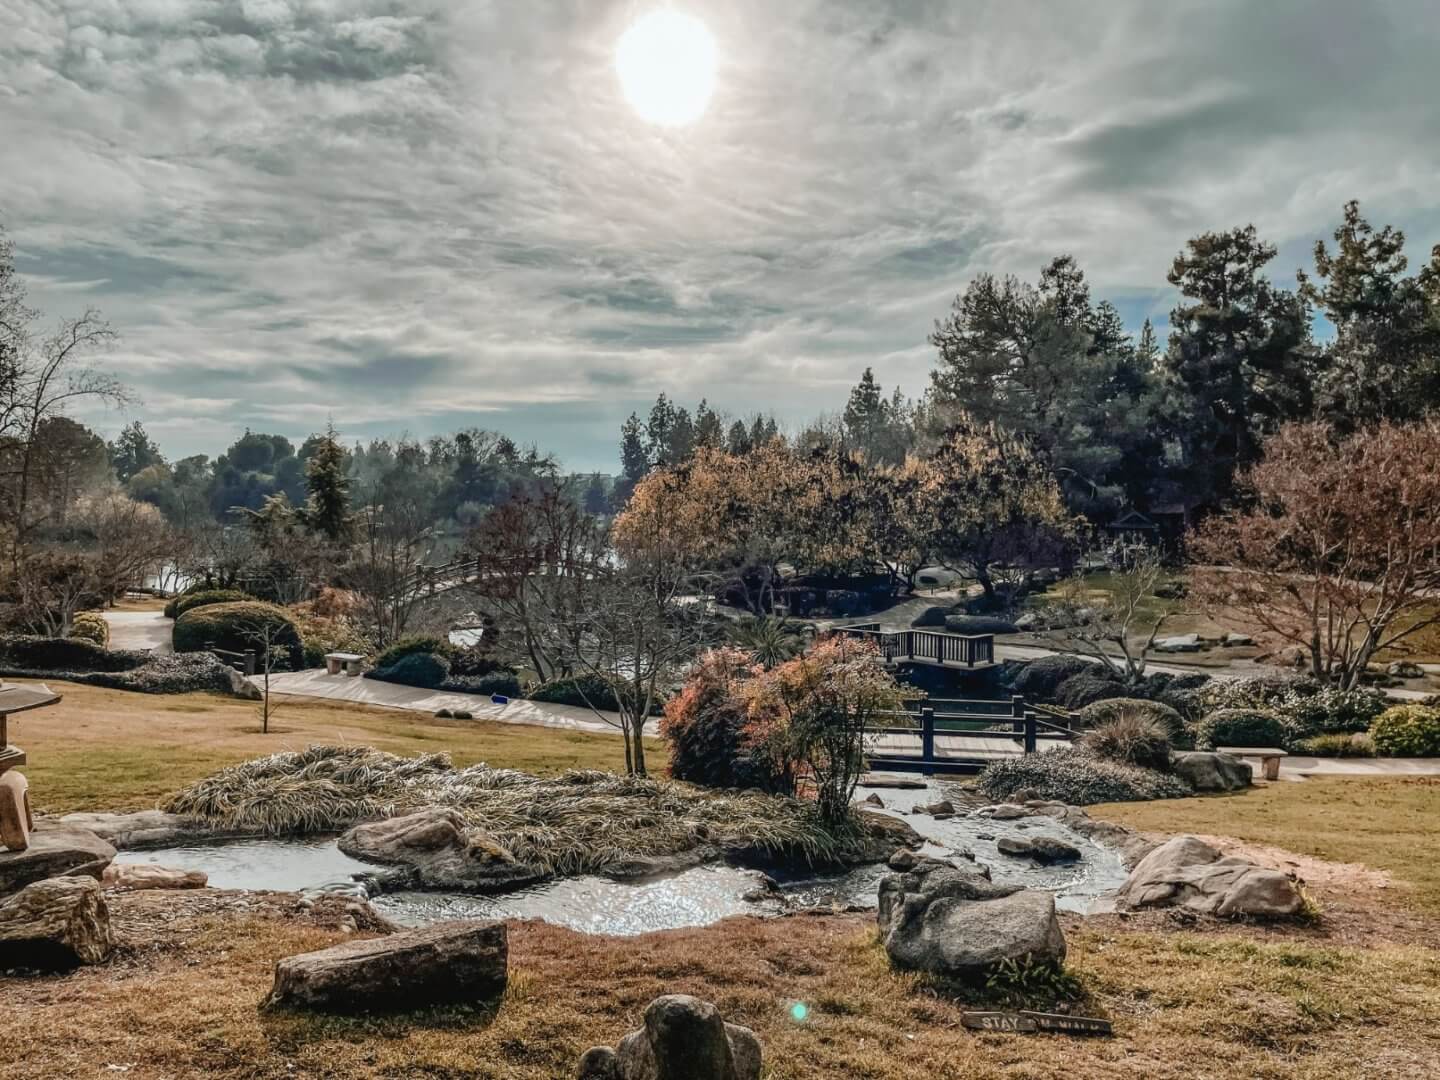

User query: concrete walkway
[1281,755,1440,778]
[254,668,656,737]
[102,610,174,654]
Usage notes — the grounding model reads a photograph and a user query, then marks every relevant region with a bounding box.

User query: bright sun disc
[616,10,717,127]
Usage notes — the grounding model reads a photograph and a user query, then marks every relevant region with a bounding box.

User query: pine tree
[694,399,724,449]
[726,420,750,455]
[645,393,677,465]
[583,473,610,515]
[620,413,648,481]
[109,420,163,483]
[303,423,352,542]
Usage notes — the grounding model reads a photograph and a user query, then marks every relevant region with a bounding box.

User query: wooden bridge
[866,696,1076,775]
[834,623,997,670]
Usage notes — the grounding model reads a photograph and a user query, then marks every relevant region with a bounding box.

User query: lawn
[9,680,665,815]
[1094,778,1440,916]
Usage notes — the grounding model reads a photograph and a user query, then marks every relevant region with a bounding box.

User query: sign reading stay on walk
[962,1010,1113,1037]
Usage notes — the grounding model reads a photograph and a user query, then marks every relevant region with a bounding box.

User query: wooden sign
[1020,1011,1113,1036]
[962,1011,1038,1034]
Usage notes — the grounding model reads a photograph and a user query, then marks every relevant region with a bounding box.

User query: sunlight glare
[615,10,718,127]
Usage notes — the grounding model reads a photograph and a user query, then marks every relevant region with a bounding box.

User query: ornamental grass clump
[1079,708,1173,771]
[164,745,859,875]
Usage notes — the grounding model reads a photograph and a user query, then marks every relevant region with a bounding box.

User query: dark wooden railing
[833,625,996,668]
[866,695,1075,774]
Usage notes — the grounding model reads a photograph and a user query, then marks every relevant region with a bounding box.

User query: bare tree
[1042,549,1179,682]
[347,497,439,647]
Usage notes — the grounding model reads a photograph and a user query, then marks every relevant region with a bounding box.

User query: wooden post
[1011,695,1025,735]
[1023,712,1038,755]
[243,649,257,677]
[920,706,935,766]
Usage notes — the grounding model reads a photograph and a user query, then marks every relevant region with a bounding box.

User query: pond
[114,780,1128,936]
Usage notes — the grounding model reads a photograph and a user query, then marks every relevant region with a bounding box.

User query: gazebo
[0,679,62,852]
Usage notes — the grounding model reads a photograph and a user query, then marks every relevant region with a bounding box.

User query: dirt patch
[1178,833,1393,893]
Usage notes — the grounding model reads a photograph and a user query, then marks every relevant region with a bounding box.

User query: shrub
[448,646,508,678]
[290,609,372,669]
[1297,733,1375,758]
[1009,654,1096,700]
[372,636,454,671]
[978,747,1193,805]
[1192,708,1287,750]
[943,615,1019,635]
[662,648,781,792]
[1270,687,1388,742]
[1168,672,1320,722]
[1077,697,1185,739]
[162,584,205,618]
[0,634,139,673]
[529,673,625,712]
[444,670,522,697]
[909,605,954,629]
[170,589,257,620]
[88,652,242,695]
[1369,705,1440,757]
[1079,710,1173,771]
[1056,672,1130,710]
[172,601,304,670]
[69,612,110,648]
[371,651,451,689]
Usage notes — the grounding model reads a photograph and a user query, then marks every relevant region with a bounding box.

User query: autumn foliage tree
[1188,420,1440,689]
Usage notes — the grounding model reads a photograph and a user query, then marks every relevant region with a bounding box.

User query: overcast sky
[4,0,1440,472]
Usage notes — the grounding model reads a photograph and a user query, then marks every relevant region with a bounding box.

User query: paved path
[254,668,655,737]
[1280,755,1440,778]
[102,611,173,654]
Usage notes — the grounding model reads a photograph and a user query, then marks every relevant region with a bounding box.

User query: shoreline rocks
[0,821,115,897]
[339,808,546,893]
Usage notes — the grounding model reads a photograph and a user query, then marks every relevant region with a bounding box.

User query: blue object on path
[491,694,509,705]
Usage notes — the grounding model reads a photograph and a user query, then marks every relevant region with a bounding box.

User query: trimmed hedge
[1298,733,1376,758]
[1271,687,1388,742]
[978,747,1193,805]
[443,671,522,697]
[910,605,956,629]
[172,601,304,670]
[371,651,451,689]
[1077,697,1185,740]
[170,589,257,620]
[70,612,110,649]
[529,673,623,711]
[943,614,1019,635]
[0,634,140,673]
[372,636,453,671]
[1056,672,1130,710]
[1008,654,1097,700]
[1370,705,1440,757]
[1192,708,1287,750]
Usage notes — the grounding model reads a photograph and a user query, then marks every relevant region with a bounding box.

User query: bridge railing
[869,695,1075,768]
[833,625,995,667]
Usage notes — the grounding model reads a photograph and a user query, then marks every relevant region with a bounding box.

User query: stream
[114,780,1128,936]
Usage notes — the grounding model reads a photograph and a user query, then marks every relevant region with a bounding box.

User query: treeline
[619,201,1440,521]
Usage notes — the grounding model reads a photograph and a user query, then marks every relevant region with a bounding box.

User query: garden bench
[1217,746,1287,781]
[324,652,365,677]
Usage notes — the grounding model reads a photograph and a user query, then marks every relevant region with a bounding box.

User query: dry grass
[8,679,666,815]
[1094,778,1440,916]
[5,896,1438,1080]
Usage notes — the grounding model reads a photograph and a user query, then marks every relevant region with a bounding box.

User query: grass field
[10,680,665,815]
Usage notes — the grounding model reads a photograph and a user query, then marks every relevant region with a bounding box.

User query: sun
[615,10,718,127]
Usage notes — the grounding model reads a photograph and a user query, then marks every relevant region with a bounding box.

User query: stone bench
[1216,746,1287,781]
[324,652,365,677]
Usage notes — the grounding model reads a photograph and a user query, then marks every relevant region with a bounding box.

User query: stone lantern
[0,679,61,852]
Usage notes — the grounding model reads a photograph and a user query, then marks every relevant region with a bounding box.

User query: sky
[3,0,1440,472]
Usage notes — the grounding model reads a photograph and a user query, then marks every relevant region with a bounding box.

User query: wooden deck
[865,697,1076,775]
[834,625,997,670]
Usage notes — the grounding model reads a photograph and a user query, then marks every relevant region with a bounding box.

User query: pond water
[114,780,1128,936]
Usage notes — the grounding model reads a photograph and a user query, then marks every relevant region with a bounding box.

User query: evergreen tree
[668,406,695,464]
[109,420,163,483]
[620,413,648,481]
[726,419,751,454]
[303,423,352,542]
[645,393,678,465]
[583,472,610,515]
[694,399,724,449]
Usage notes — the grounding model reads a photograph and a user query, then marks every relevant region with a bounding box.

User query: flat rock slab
[103,863,208,890]
[0,875,113,969]
[58,810,218,850]
[339,808,546,892]
[0,821,115,897]
[266,919,507,1012]
[1117,835,1304,919]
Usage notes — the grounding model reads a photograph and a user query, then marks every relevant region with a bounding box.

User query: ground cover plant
[977,746,1193,805]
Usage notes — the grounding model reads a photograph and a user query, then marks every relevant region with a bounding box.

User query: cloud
[3,0,1440,470]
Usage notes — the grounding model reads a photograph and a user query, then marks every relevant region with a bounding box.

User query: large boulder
[58,810,213,850]
[0,875,113,969]
[266,920,507,1012]
[1116,836,1304,919]
[1171,751,1252,793]
[877,861,1064,980]
[579,995,761,1080]
[102,863,208,891]
[995,835,1082,864]
[338,808,545,892]
[0,821,115,897]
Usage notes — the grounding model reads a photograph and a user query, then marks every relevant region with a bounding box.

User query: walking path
[254,668,654,737]
[102,610,173,654]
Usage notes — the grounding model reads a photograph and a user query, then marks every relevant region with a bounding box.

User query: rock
[859,774,927,789]
[0,821,115,897]
[1221,632,1255,647]
[339,808,545,892]
[861,793,884,808]
[976,832,996,842]
[878,862,1064,980]
[57,810,222,850]
[1013,612,1042,632]
[1153,633,1202,653]
[609,994,762,1080]
[983,803,1031,820]
[1388,661,1424,679]
[913,799,955,817]
[887,848,923,872]
[1171,751,1251,793]
[1116,836,1304,919]
[266,920,507,1011]
[435,708,454,719]
[102,863,208,890]
[576,1046,622,1080]
[1153,581,1187,600]
[998,836,1082,864]
[228,667,264,700]
[996,836,1034,857]
[0,876,113,969]
[1011,788,1042,803]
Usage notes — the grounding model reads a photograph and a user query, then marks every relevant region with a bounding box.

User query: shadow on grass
[259,994,505,1050]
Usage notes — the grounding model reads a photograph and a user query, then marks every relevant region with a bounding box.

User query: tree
[109,421,163,484]
[728,615,809,668]
[347,485,439,646]
[842,368,914,465]
[1163,225,1313,505]
[1299,200,1440,427]
[694,399,724,450]
[645,393,678,466]
[620,413,648,482]
[302,423,352,542]
[1188,420,1440,689]
[743,635,907,826]
[582,473,610,515]
[1042,549,1180,683]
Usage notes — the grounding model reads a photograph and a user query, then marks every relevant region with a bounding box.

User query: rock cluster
[0,820,115,895]
[1116,836,1305,918]
[877,859,1065,980]
[577,995,761,1080]
[266,919,508,1011]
